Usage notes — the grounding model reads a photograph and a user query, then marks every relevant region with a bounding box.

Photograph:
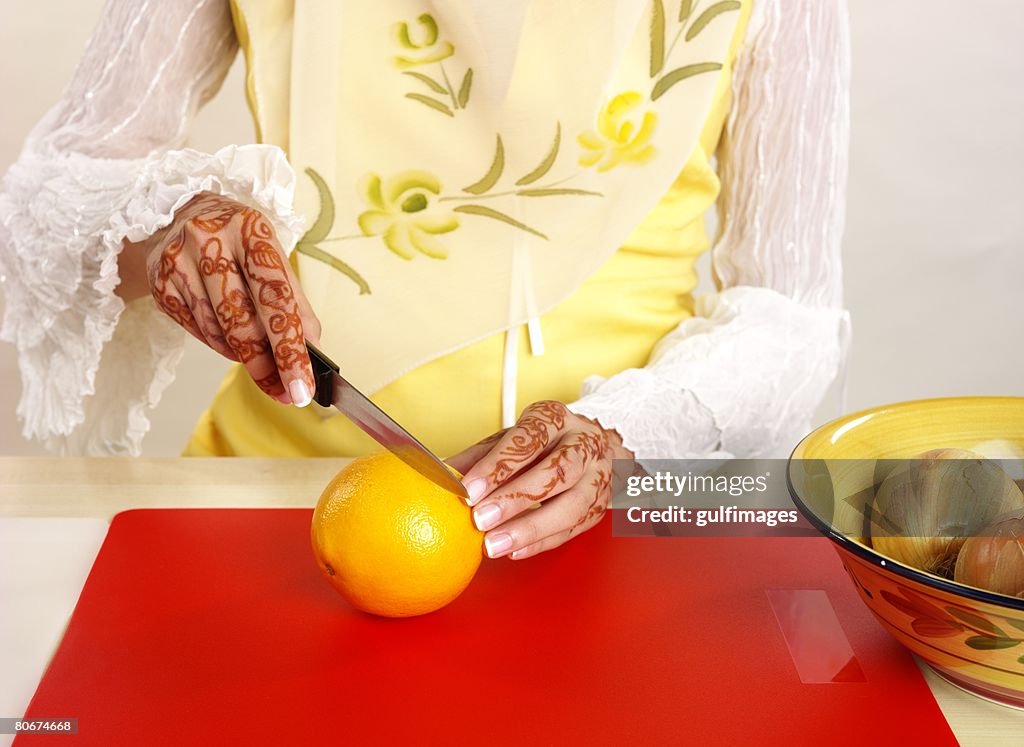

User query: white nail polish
[473,503,502,532]
[464,478,488,506]
[289,379,312,407]
[484,532,513,558]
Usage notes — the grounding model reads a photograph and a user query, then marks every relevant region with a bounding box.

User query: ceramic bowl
[788,396,1024,708]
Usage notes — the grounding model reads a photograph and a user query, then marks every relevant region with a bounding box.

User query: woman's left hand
[448,400,634,559]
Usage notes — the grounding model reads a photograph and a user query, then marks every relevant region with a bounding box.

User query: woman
[0,0,849,560]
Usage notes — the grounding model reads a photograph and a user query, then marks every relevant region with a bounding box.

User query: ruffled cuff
[0,143,300,454]
[106,144,304,254]
[568,287,849,463]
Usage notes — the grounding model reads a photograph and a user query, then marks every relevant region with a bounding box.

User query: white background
[1,1,1021,455]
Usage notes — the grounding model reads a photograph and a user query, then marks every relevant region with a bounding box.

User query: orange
[311,451,483,617]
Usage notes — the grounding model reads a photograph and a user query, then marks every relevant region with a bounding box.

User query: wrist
[115,192,221,302]
[575,410,635,462]
[116,233,161,302]
[606,427,635,462]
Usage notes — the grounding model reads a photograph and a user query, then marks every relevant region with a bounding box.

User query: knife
[305,341,469,500]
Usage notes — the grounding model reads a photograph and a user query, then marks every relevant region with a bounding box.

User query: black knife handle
[305,341,339,408]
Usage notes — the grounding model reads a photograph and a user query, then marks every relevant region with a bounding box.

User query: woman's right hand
[140,192,321,406]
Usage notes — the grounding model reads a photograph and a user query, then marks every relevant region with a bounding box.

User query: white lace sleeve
[569,0,852,460]
[0,0,301,455]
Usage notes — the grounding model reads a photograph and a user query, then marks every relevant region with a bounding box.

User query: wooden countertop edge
[0,456,350,517]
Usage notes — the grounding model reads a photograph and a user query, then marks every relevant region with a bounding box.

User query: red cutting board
[19,509,956,746]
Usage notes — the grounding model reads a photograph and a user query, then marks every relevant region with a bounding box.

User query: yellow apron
[185,2,751,458]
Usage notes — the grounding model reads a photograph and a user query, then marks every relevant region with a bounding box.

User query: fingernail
[473,503,502,531]
[484,532,513,558]
[289,379,311,408]
[464,478,488,506]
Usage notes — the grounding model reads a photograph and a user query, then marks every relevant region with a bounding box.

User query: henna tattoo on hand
[240,210,305,377]
[149,226,204,339]
[490,401,569,483]
[569,468,612,536]
[148,194,308,399]
[507,429,609,502]
[484,401,614,504]
[254,371,286,398]
[198,235,263,362]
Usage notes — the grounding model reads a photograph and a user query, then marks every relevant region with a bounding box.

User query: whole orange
[311,452,483,617]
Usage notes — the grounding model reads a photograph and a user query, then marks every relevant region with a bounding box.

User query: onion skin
[954,510,1024,597]
[871,449,1024,579]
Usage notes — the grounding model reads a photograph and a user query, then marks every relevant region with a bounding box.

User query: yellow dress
[185,2,751,458]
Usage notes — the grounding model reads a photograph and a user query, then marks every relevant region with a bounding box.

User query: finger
[148,235,210,346]
[481,467,613,558]
[151,277,208,347]
[195,235,285,401]
[446,429,508,477]
[204,270,286,402]
[237,211,314,407]
[284,257,322,346]
[195,241,298,401]
[460,401,572,505]
[470,430,604,531]
[184,295,239,362]
[509,505,608,560]
[193,235,247,356]
[172,264,238,362]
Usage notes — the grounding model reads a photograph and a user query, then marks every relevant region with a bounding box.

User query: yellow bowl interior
[790,396,1024,547]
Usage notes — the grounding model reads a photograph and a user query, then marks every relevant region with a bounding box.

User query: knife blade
[305,342,469,500]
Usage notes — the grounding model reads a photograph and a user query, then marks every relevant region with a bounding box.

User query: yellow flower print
[393,14,454,69]
[357,171,459,260]
[577,92,658,173]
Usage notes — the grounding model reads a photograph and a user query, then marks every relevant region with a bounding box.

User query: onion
[954,509,1024,597]
[870,448,1024,578]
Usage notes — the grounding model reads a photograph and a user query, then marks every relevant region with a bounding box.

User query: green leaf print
[685,1,741,42]
[402,71,447,95]
[293,242,371,295]
[649,0,666,77]
[517,188,602,197]
[651,62,722,100]
[678,0,694,23]
[300,167,335,245]
[404,93,454,117]
[457,68,474,108]
[462,135,505,194]
[453,204,547,239]
[946,608,1009,639]
[964,636,1020,651]
[516,123,561,186]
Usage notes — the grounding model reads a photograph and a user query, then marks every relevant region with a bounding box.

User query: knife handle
[305,342,339,408]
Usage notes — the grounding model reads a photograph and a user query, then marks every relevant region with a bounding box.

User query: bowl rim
[786,395,1024,613]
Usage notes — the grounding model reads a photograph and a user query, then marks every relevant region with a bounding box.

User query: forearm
[117,237,157,302]
[568,0,852,461]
